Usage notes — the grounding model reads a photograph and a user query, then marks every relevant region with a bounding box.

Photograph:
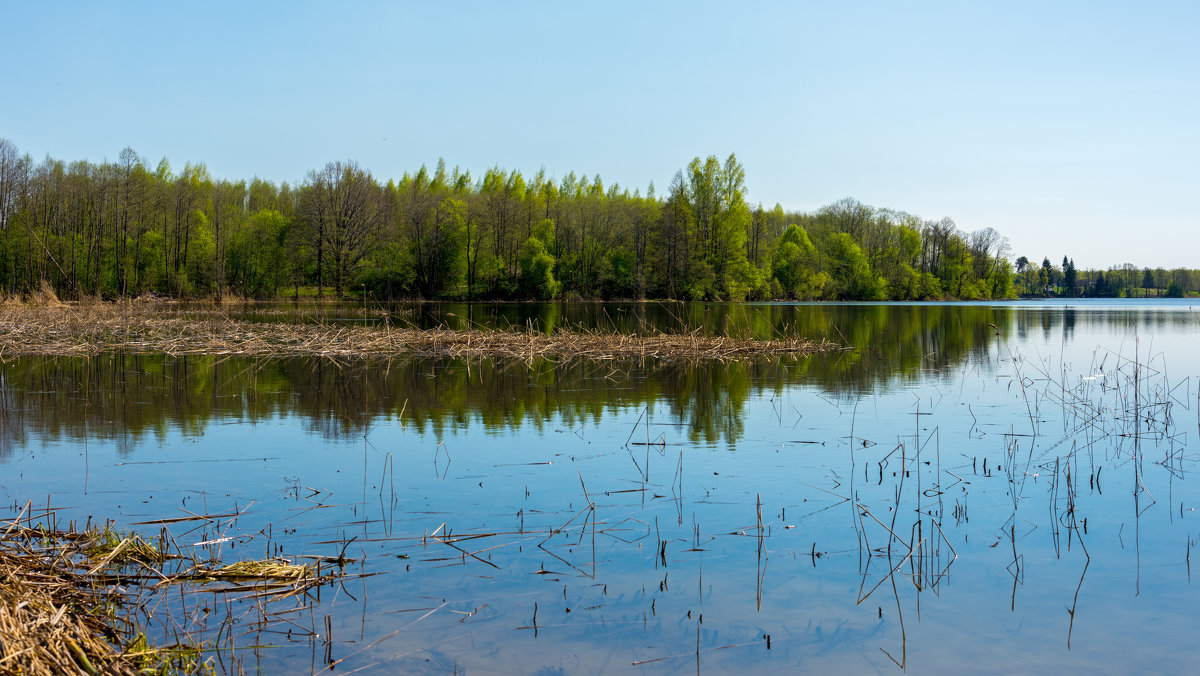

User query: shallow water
[3,299,1199,673]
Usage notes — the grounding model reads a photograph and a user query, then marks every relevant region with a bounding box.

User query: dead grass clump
[0,504,353,675]
[0,522,203,675]
[27,279,64,307]
[133,290,173,304]
[201,558,313,581]
[0,547,131,675]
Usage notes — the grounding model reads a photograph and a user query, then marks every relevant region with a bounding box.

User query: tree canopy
[1,138,1173,302]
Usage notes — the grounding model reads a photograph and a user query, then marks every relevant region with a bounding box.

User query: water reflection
[3,301,1199,674]
[393,299,1198,340]
[4,301,1195,454]
[0,354,766,451]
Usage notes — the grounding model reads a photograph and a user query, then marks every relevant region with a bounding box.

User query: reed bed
[0,506,348,675]
[0,303,841,360]
[0,547,138,675]
[0,520,200,675]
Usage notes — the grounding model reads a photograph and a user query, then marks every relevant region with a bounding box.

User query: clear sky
[2,1,1196,269]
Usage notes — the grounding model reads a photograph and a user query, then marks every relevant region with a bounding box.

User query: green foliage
[228,209,291,298]
[918,271,943,299]
[531,218,556,248]
[13,136,1148,303]
[359,241,415,299]
[822,232,885,300]
[1063,257,1078,296]
[178,209,216,295]
[771,225,826,299]
[405,196,466,297]
[518,235,560,299]
[988,259,1016,299]
[602,248,634,298]
[715,200,754,300]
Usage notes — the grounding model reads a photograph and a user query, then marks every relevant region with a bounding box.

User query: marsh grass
[0,504,349,675]
[83,527,170,567]
[0,519,204,675]
[196,558,314,581]
[0,303,841,360]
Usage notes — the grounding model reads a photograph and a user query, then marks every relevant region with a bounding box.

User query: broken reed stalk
[0,304,842,361]
[0,520,199,675]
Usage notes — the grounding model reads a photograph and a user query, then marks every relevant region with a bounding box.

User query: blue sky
[2,1,1196,269]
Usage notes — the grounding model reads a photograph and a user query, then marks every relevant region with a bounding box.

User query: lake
[3,299,1199,674]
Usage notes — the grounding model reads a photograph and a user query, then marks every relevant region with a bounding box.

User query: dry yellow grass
[0,519,200,675]
[0,507,350,675]
[0,303,841,360]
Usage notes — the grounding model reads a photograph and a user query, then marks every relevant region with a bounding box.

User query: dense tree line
[1013,256,1198,298]
[0,138,1031,301]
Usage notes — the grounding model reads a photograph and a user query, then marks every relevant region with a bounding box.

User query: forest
[0,138,1193,302]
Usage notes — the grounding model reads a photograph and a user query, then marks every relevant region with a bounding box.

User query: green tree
[822,232,884,300]
[771,224,826,299]
[518,234,560,299]
[652,172,695,299]
[1063,256,1077,297]
[684,153,753,299]
[404,185,467,298]
[227,208,290,298]
[1039,257,1053,294]
[209,179,245,302]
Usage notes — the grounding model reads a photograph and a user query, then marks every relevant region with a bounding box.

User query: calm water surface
[3,299,1199,674]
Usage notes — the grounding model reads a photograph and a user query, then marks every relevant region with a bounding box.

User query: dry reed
[0,521,201,675]
[0,303,841,361]
[0,509,347,675]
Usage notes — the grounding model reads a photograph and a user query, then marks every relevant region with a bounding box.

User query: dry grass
[0,520,203,675]
[0,507,350,675]
[197,559,313,581]
[0,303,842,360]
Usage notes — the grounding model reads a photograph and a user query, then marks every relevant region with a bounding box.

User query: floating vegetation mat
[0,503,350,675]
[0,304,841,360]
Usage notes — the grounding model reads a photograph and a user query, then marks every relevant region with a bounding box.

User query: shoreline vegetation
[1,501,349,675]
[0,300,842,360]
[3,139,1194,305]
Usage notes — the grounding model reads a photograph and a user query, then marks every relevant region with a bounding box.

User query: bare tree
[0,138,28,234]
[966,226,1011,281]
[299,161,384,297]
[210,179,246,303]
[920,217,957,275]
[821,197,874,240]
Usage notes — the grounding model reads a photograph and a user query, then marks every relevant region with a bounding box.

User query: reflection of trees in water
[1012,304,1195,344]
[412,302,1022,393]
[0,304,1166,454]
[0,354,288,456]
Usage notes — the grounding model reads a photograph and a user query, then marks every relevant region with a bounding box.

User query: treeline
[0,138,1019,301]
[1014,256,1199,298]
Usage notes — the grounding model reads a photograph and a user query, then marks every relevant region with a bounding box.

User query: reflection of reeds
[0,305,841,360]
